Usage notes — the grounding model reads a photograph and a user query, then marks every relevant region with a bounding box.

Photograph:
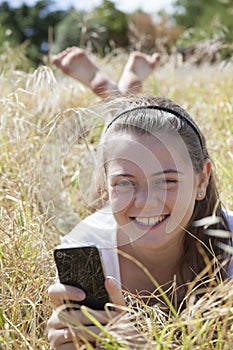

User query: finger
[48,307,115,330]
[64,307,119,326]
[49,325,102,347]
[78,307,109,325]
[47,309,71,331]
[51,344,77,350]
[48,328,73,348]
[48,283,85,307]
[78,306,119,325]
[105,277,126,311]
[72,324,102,344]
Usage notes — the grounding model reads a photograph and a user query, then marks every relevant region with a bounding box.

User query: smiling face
[104,131,201,249]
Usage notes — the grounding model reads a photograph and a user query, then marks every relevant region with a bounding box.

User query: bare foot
[118,51,160,94]
[52,47,118,98]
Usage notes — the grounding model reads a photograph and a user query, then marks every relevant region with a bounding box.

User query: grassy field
[0,49,233,349]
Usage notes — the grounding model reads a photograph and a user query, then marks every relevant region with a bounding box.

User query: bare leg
[52,47,119,98]
[118,51,160,95]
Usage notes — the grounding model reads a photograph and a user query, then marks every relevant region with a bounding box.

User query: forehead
[104,132,192,172]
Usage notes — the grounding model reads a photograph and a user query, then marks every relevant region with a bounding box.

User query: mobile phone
[54,246,110,310]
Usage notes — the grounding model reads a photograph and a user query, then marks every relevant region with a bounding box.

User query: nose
[134,185,160,211]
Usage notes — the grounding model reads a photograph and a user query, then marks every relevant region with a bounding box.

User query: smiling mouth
[133,215,168,227]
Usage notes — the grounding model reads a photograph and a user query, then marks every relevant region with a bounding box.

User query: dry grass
[0,51,233,349]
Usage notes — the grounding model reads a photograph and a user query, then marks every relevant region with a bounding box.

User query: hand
[47,278,125,349]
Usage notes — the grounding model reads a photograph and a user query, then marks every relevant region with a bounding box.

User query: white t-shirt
[59,207,121,286]
[60,208,233,284]
[224,209,233,276]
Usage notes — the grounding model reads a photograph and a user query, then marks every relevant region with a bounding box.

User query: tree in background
[1,0,232,68]
[128,10,182,55]
[53,0,129,56]
[173,0,233,45]
[0,0,66,66]
[127,12,156,53]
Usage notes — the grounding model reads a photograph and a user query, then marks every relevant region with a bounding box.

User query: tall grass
[0,50,232,349]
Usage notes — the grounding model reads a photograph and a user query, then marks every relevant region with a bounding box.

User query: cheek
[167,180,196,208]
[109,189,134,214]
[166,185,196,233]
[163,188,178,207]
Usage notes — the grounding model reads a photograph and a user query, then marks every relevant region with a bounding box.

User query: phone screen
[54,246,110,310]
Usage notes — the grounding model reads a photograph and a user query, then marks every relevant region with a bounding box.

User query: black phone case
[54,246,110,310]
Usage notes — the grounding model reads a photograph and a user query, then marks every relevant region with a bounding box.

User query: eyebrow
[109,174,135,178]
[152,169,184,176]
[110,169,183,178]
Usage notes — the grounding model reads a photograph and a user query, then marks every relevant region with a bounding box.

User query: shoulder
[223,209,233,278]
[59,207,117,249]
[223,208,233,232]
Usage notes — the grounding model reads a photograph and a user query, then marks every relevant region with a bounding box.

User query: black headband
[105,105,203,148]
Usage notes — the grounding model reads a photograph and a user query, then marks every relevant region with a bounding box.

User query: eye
[153,178,178,189]
[163,179,178,184]
[114,180,135,192]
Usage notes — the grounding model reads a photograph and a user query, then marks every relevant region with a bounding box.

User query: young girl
[47,96,233,349]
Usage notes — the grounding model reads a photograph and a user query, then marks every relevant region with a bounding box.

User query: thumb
[105,276,126,311]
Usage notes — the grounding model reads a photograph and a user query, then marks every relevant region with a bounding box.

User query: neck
[119,238,184,287]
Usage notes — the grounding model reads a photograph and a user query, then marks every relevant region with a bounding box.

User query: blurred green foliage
[0,0,66,67]
[173,0,233,44]
[54,0,128,56]
[0,0,232,67]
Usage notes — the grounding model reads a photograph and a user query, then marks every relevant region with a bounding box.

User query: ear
[196,159,212,201]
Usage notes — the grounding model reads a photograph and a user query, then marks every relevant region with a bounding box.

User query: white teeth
[135,215,165,226]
